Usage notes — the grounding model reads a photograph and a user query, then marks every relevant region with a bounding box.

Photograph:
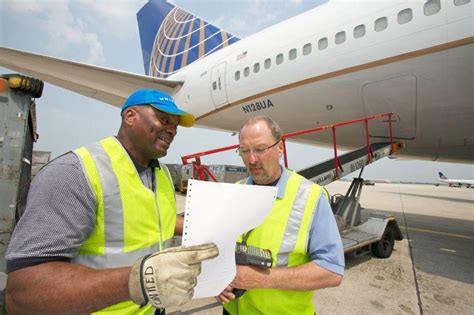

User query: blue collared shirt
[244,167,345,275]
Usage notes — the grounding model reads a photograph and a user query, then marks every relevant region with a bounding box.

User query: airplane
[0,0,472,164]
[437,171,474,187]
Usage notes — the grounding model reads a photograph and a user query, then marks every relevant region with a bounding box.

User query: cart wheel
[372,225,395,258]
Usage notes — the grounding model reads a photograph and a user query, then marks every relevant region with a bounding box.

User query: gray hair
[239,115,282,141]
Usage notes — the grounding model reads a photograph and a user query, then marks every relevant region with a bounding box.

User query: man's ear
[122,107,138,125]
[278,139,284,155]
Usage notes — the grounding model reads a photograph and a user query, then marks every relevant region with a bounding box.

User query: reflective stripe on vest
[226,171,321,315]
[276,177,313,266]
[71,137,176,314]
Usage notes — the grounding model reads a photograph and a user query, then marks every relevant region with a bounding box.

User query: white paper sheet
[182,179,277,299]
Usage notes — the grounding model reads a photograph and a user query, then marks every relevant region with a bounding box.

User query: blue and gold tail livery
[137,0,240,78]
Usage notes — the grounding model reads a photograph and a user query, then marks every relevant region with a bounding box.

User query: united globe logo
[149,7,239,78]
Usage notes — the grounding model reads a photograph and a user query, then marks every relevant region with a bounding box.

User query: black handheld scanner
[233,242,273,298]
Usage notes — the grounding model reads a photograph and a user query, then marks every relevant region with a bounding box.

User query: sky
[1,0,473,184]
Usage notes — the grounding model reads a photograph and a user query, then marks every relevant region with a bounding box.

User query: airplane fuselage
[439,178,474,187]
[169,0,473,163]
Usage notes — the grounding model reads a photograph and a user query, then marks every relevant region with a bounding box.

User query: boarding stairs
[293,140,404,255]
[298,141,402,186]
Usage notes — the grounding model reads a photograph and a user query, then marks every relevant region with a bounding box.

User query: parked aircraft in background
[437,172,474,187]
[0,0,472,163]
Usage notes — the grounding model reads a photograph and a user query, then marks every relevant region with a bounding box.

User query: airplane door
[363,75,417,139]
[210,62,228,108]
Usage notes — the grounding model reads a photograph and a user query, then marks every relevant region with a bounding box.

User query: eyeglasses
[237,139,280,157]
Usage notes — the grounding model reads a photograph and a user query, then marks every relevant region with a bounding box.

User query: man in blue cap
[5,90,218,314]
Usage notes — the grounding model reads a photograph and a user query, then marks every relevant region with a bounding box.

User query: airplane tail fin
[137,0,240,78]
[438,172,448,179]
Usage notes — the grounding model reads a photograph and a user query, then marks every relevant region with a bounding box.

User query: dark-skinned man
[5,89,218,314]
[217,115,344,314]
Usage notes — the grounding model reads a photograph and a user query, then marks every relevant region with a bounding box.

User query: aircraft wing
[0,47,184,107]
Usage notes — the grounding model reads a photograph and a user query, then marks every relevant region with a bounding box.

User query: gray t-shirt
[6,151,157,273]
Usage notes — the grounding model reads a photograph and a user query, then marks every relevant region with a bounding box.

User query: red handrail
[181,144,239,165]
[181,112,394,181]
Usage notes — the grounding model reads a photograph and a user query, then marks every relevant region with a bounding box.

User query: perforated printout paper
[182,179,277,298]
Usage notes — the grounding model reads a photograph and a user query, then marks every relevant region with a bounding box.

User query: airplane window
[264,58,271,69]
[235,71,240,81]
[335,31,346,45]
[276,53,284,65]
[374,17,388,32]
[212,81,217,90]
[303,43,312,55]
[289,48,297,60]
[424,0,441,15]
[398,8,413,24]
[244,67,250,77]
[354,24,366,38]
[318,37,328,50]
[254,63,260,73]
[454,0,470,5]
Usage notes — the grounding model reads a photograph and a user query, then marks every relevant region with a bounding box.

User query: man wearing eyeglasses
[5,89,218,314]
[218,115,344,315]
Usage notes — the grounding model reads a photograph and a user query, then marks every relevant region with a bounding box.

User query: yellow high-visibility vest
[225,170,322,315]
[72,137,176,314]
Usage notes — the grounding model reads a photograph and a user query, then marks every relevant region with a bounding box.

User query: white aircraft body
[0,0,472,163]
[438,172,474,187]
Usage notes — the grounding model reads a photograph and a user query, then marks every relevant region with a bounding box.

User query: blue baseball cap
[121,89,195,127]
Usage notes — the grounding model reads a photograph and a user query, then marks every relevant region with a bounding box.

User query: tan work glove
[129,243,218,309]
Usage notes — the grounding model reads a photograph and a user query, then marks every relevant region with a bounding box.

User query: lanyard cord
[241,229,254,245]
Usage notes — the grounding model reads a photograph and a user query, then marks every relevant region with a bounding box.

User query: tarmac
[169,182,474,315]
